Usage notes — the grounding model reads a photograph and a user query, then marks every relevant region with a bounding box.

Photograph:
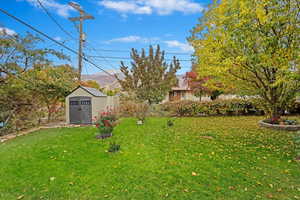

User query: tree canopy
[189,0,300,118]
[118,45,180,104]
[0,33,76,133]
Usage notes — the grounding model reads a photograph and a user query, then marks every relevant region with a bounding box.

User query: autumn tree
[24,64,77,121]
[184,71,209,100]
[80,80,102,90]
[189,0,300,119]
[118,45,180,105]
[0,33,72,131]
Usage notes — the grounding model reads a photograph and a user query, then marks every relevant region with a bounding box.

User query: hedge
[162,99,264,117]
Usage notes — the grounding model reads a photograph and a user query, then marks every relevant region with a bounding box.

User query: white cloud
[98,0,204,15]
[164,40,193,52]
[99,1,152,15]
[106,35,160,44]
[54,36,62,41]
[0,27,17,35]
[21,0,74,17]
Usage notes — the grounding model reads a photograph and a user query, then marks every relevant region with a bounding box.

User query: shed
[65,86,108,124]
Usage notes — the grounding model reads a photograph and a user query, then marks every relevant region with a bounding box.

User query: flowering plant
[95,109,118,134]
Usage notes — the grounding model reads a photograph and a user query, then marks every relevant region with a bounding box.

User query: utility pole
[68,2,94,81]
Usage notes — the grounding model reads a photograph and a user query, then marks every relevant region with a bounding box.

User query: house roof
[69,86,107,97]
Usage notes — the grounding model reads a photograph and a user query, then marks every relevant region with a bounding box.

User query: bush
[119,99,149,122]
[95,110,118,135]
[167,119,175,127]
[108,142,120,153]
[162,99,264,117]
[287,101,300,114]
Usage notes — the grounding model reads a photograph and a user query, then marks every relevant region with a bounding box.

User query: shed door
[69,96,92,124]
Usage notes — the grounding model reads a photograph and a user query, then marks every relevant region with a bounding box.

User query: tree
[0,33,67,77]
[188,0,300,119]
[0,33,72,131]
[184,71,210,101]
[80,80,102,90]
[24,64,77,121]
[117,45,181,105]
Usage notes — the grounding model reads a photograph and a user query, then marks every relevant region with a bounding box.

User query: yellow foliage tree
[189,0,300,119]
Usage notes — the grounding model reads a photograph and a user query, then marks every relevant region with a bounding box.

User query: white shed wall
[65,87,107,124]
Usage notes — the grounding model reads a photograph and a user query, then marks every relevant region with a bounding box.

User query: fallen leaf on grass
[199,136,214,140]
[228,186,235,190]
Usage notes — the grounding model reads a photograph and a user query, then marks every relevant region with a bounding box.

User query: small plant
[108,142,120,153]
[135,102,149,124]
[95,109,118,139]
[284,119,298,125]
[264,118,298,125]
[294,132,300,160]
[167,119,174,127]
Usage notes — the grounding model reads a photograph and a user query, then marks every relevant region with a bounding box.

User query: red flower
[103,120,112,127]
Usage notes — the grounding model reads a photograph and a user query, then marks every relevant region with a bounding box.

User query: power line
[0,7,116,78]
[35,1,191,67]
[88,55,192,62]
[36,0,76,41]
[35,0,119,75]
[85,41,121,71]
[89,48,192,56]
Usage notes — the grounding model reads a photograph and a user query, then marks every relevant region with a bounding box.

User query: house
[65,86,119,124]
[163,75,210,102]
[163,75,239,102]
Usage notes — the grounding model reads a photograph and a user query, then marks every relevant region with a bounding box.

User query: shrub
[287,101,300,115]
[167,119,175,127]
[119,99,149,122]
[95,110,118,135]
[263,118,298,125]
[108,142,120,153]
[162,99,264,117]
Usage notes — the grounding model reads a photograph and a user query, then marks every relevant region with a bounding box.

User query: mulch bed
[95,133,112,140]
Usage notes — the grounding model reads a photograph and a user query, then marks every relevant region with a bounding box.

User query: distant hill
[82,71,124,90]
[82,71,186,90]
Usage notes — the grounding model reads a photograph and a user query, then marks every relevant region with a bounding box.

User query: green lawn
[0,117,299,200]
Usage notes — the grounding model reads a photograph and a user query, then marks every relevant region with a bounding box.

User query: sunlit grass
[0,116,299,200]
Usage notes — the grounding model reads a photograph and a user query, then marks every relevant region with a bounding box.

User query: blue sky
[0,0,210,75]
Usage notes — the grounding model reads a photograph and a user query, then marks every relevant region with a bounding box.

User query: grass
[0,116,299,200]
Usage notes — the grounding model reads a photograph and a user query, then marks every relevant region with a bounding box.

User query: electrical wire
[87,55,192,62]
[0,7,116,78]
[36,0,192,69]
[36,0,76,41]
[88,48,192,56]
[35,0,121,74]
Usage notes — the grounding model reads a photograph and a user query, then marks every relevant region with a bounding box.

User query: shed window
[70,101,79,105]
[81,100,91,105]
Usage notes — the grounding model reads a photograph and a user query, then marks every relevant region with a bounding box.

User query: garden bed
[95,133,112,139]
[259,120,300,131]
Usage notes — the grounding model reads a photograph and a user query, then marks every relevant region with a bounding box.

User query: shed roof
[82,86,107,97]
[69,86,107,97]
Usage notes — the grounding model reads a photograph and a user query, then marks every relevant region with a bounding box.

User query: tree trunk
[47,104,52,123]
